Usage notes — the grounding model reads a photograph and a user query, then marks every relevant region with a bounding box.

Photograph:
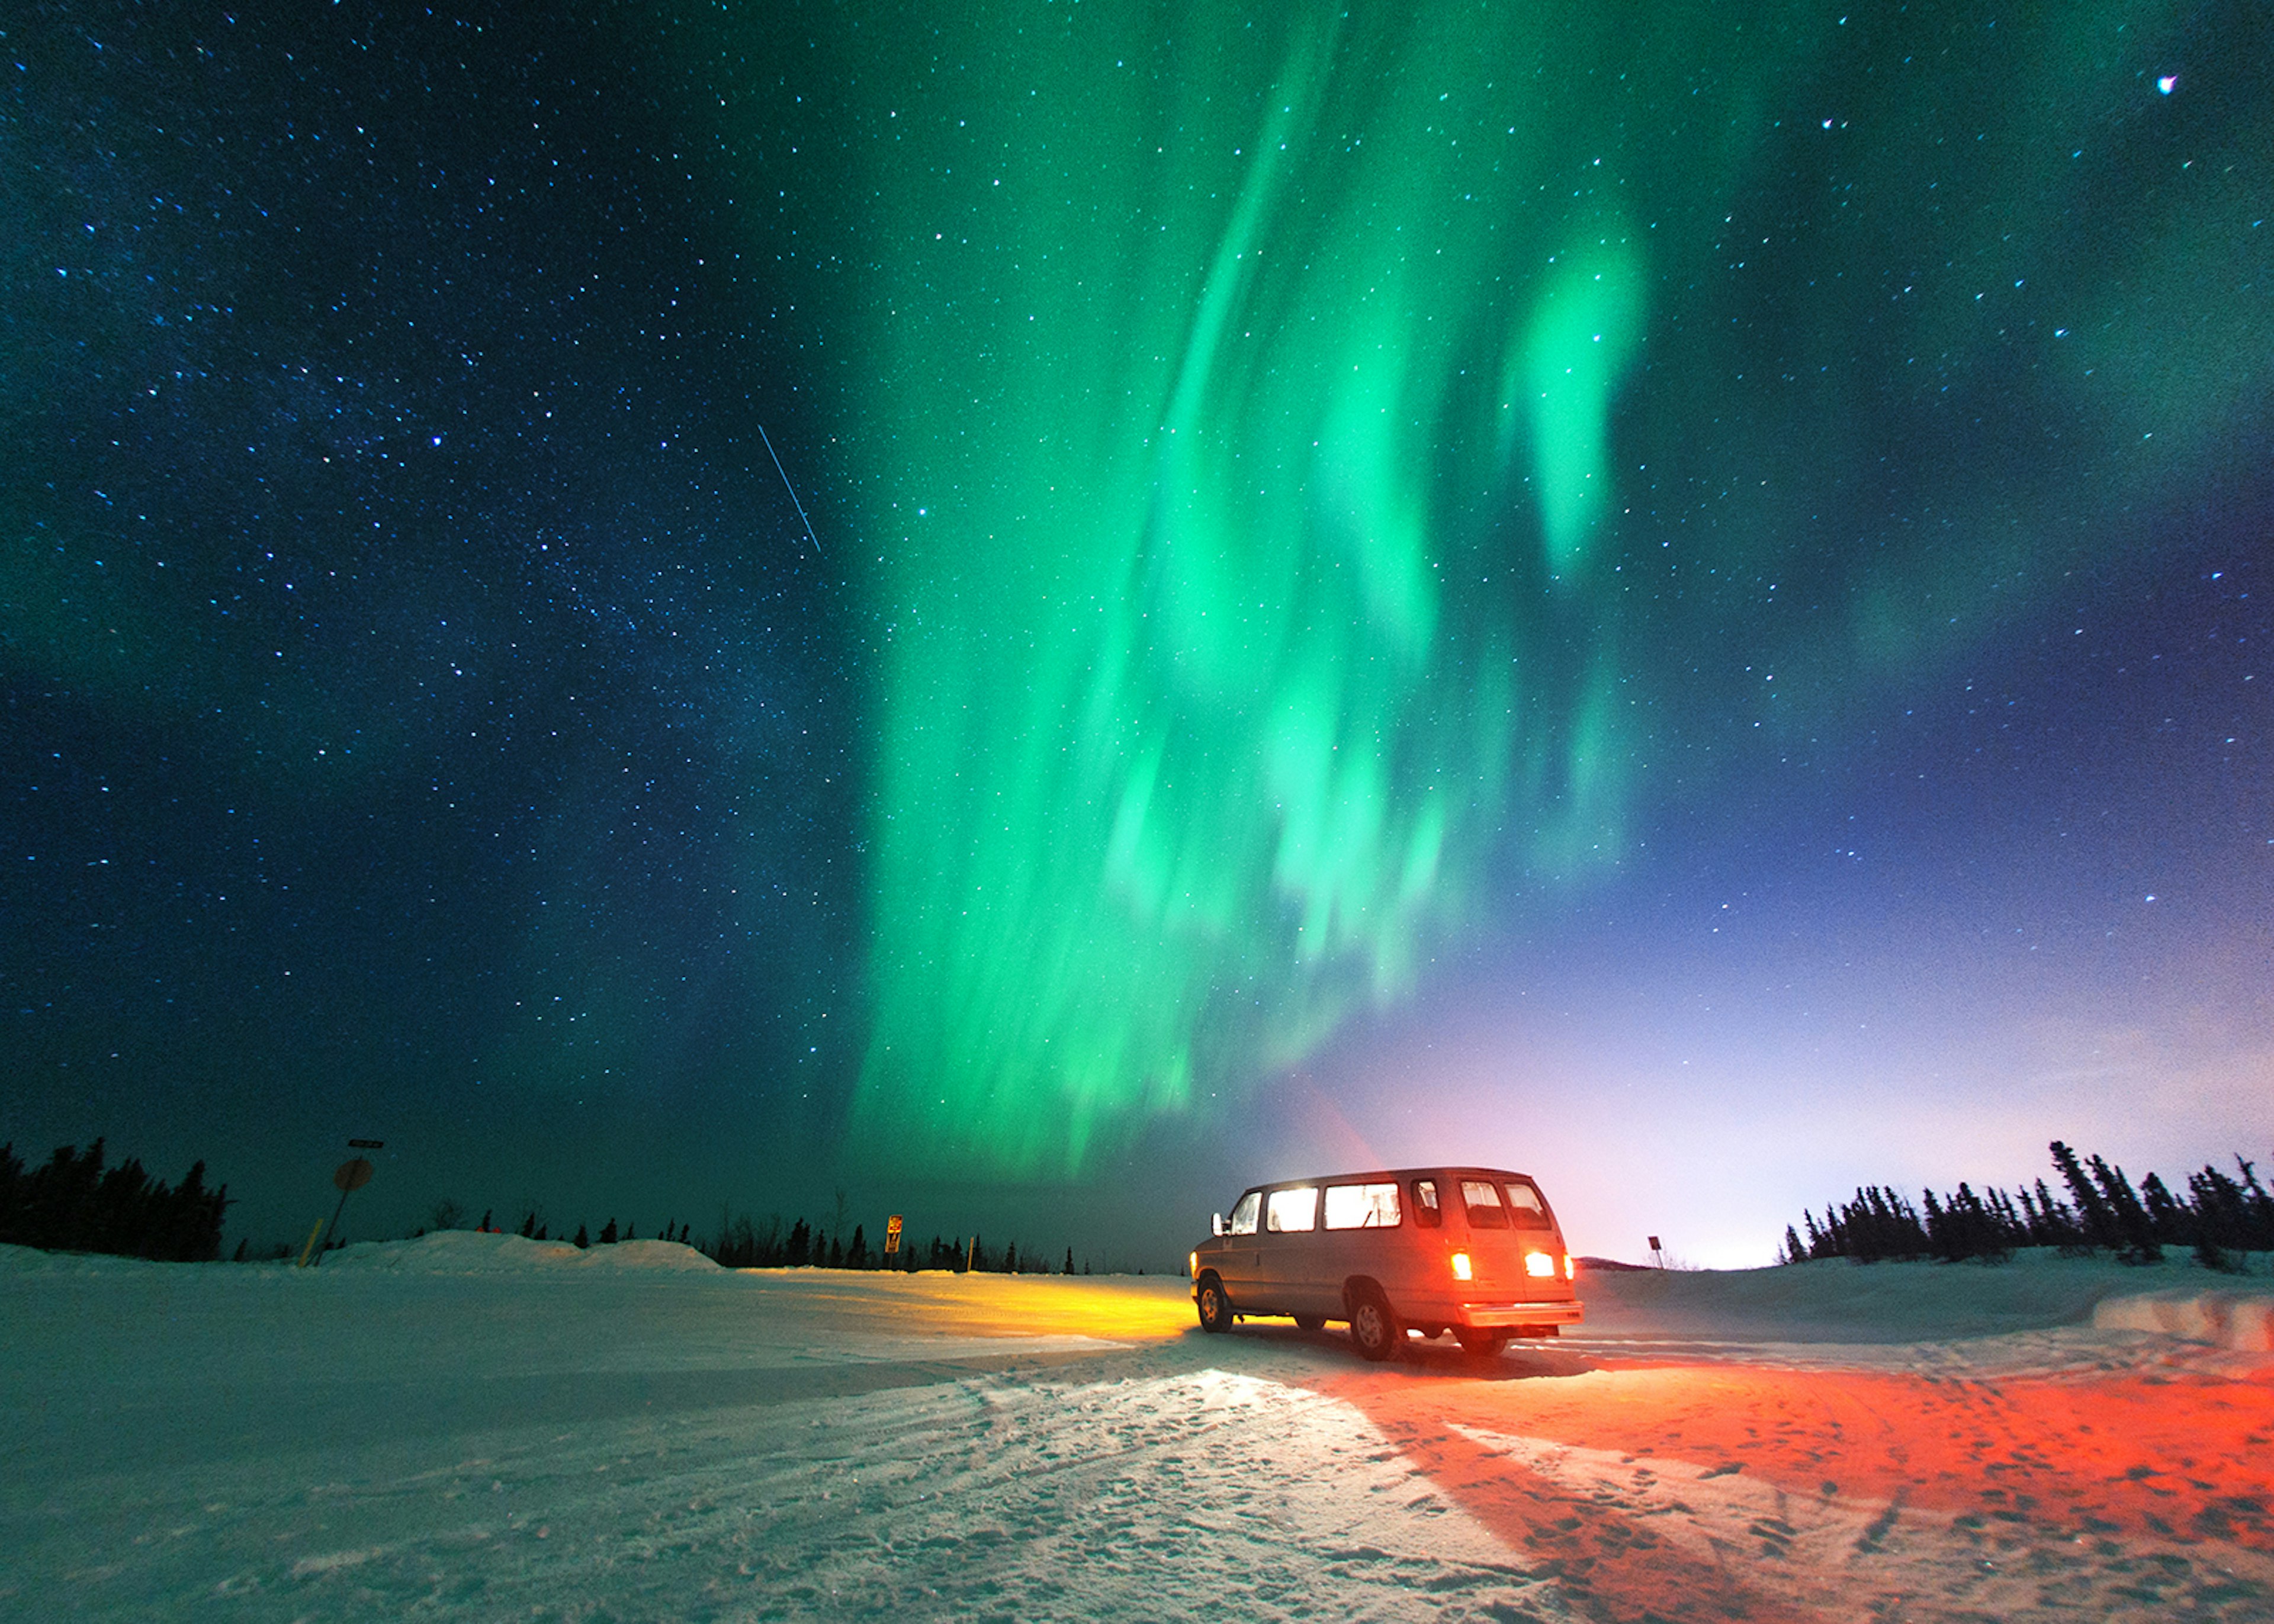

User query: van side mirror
[1212,1213,1226,1237]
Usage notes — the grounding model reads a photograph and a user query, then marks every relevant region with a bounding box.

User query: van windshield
[1460,1179,1509,1228]
[1226,1191,1260,1236]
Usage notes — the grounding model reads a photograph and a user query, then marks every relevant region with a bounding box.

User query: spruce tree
[2237,1157,2274,1249]
[2050,1141,2119,1250]
[2086,1153,2163,1262]
[2137,1175,2186,1247]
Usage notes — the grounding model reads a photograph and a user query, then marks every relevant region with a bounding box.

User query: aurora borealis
[6,3,2269,1262]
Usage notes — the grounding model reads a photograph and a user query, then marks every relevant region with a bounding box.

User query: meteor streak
[757,423,821,555]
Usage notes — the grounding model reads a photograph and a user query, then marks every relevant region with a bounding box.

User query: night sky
[7,2,2269,1268]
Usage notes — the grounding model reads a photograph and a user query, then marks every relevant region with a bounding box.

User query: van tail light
[1564,1253,1576,1281]
[1524,1251,1556,1278]
[1450,1251,1473,1281]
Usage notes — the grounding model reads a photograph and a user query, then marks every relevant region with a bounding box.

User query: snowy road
[4,1236,2270,1622]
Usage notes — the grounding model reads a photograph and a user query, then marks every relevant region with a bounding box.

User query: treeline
[403,1199,1106,1273]
[705,1210,1081,1274]
[0,1140,231,1262]
[1782,1140,2274,1269]
[438,1205,1087,1274]
[454,1209,669,1249]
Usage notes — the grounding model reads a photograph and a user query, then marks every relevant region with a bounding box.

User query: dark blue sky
[5,2,2269,1265]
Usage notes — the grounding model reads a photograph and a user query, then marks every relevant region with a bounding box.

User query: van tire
[1456,1329,1509,1357]
[1196,1274,1234,1334]
[1293,1314,1324,1332]
[1347,1286,1402,1361]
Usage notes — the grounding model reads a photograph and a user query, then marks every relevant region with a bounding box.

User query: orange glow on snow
[724,1268,1195,1343]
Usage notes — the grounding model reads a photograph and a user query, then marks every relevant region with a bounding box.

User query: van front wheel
[1196,1274,1234,1334]
[1348,1288,1402,1362]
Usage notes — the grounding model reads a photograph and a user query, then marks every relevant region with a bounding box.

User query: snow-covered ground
[4,1234,2269,1621]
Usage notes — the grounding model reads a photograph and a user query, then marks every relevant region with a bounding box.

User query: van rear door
[1455,1176,1522,1293]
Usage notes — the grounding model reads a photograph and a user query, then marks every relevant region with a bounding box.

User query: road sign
[884,1214,904,1255]
[305,1157,378,1266]
[348,1138,385,1150]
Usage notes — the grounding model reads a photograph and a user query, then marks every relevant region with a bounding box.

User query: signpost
[884,1214,904,1257]
[300,1140,384,1266]
[1648,1234,1665,1269]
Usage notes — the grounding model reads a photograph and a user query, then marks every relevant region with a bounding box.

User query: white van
[1189,1167,1583,1359]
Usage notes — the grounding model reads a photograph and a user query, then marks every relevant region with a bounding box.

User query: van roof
[1245,1167,1541,1191]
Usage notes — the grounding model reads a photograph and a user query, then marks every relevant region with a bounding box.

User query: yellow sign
[884,1214,904,1255]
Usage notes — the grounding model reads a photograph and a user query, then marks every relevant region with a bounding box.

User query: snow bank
[0,1242,159,1277]
[2092,1289,2274,1350]
[317,1230,720,1273]
[0,1232,721,1279]
[1572,1247,2270,1345]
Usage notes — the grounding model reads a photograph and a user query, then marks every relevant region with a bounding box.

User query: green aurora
[708,2,2268,1178]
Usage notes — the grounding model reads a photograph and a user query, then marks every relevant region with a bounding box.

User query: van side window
[1460,1179,1509,1229]
[1265,1187,1318,1233]
[1504,1180,1553,1230]
[1227,1191,1261,1236]
[1411,1179,1442,1229]
[1324,1182,1402,1229]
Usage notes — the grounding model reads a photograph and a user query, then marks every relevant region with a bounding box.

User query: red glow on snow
[1312,1355,2274,1619]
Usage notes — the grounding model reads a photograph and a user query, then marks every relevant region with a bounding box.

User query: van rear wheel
[1456,1329,1510,1357]
[1293,1314,1324,1332]
[1196,1274,1234,1334]
[1347,1287,1402,1362]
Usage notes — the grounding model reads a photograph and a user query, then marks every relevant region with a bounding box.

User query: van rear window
[1323,1183,1401,1229]
[1460,1179,1509,1228]
[1504,1180,1553,1230]
[1265,1187,1318,1233]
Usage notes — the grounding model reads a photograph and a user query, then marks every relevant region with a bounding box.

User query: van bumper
[1460,1299,1585,1330]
